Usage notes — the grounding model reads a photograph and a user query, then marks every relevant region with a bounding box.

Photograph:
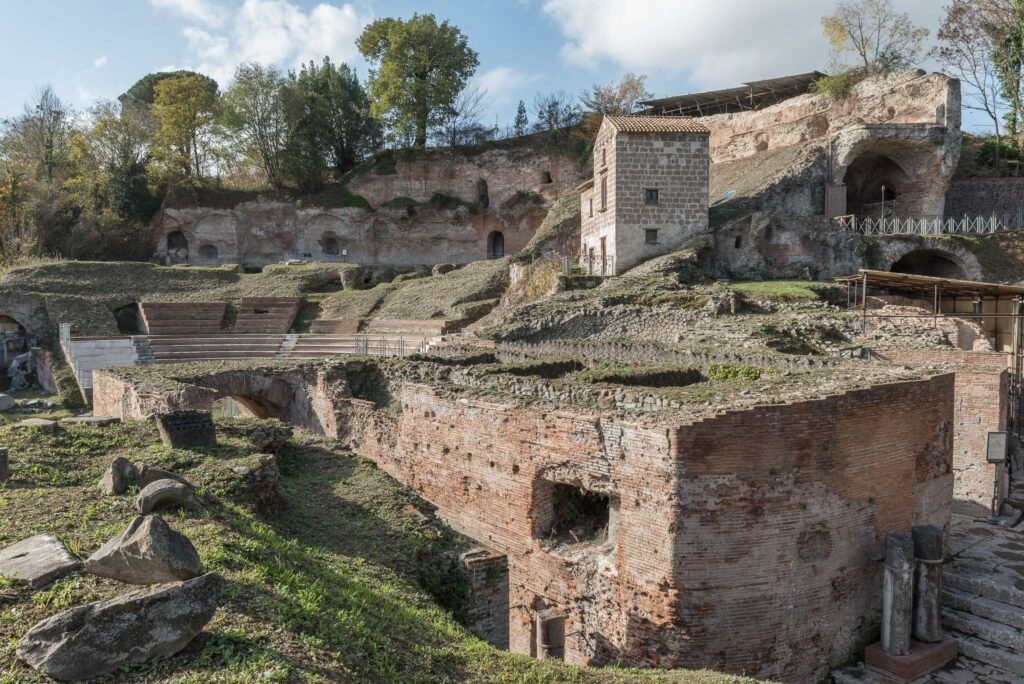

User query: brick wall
[871,350,1009,512]
[945,178,1024,217]
[461,549,510,649]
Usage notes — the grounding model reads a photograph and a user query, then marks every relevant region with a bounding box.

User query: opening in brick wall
[534,481,619,548]
[541,171,552,184]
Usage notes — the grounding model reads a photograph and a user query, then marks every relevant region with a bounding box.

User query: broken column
[0,447,8,482]
[881,532,914,656]
[912,525,944,643]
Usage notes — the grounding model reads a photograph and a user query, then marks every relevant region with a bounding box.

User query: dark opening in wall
[487,231,505,259]
[579,366,704,388]
[734,235,743,249]
[243,266,263,274]
[198,244,218,261]
[113,304,142,335]
[541,171,553,184]
[535,481,618,547]
[362,271,374,285]
[536,608,566,661]
[486,359,584,379]
[890,249,967,279]
[166,230,189,261]
[322,235,340,256]
[476,179,490,208]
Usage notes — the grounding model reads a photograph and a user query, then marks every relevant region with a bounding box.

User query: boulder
[135,463,193,489]
[0,535,79,589]
[0,393,14,411]
[432,263,457,277]
[245,420,292,454]
[17,572,224,681]
[136,479,193,515]
[85,515,202,584]
[99,456,135,495]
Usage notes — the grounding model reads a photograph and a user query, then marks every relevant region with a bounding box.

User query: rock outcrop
[17,573,224,681]
[85,515,203,584]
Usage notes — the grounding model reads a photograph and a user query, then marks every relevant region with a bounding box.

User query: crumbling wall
[670,374,954,682]
[946,178,1024,216]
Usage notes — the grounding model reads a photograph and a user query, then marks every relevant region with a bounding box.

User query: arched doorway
[890,249,967,279]
[212,395,279,419]
[843,152,910,218]
[487,231,504,259]
[476,179,490,209]
[198,244,218,262]
[166,231,189,262]
[322,234,340,257]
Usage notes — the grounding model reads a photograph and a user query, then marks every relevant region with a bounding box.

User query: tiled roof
[604,116,710,134]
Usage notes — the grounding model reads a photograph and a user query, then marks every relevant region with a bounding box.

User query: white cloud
[157,0,370,86]
[478,67,543,103]
[93,55,109,69]
[541,0,946,89]
[150,0,229,27]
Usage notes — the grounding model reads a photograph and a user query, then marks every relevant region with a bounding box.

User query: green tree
[981,0,1024,144]
[223,63,288,188]
[357,14,479,147]
[120,70,219,109]
[150,75,220,183]
[85,101,159,220]
[580,73,652,115]
[822,0,930,75]
[513,100,529,137]
[3,86,75,183]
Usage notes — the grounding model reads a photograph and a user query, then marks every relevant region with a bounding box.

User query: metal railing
[560,255,615,277]
[282,251,348,263]
[353,336,429,357]
[836,210,1024,236]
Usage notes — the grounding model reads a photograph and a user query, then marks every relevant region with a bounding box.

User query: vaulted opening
[476,179,490,209]
[113,304,142,335]
[843,152,910,218]
[890,249,967,279]
[197,244,218,261]
[166,231,189,261]
[487,231,505,259]
[322,234,340,256]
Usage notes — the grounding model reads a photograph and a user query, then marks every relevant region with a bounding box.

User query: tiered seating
[362,319,459,336]
[148,334,285,363]
[233,297,301,334]
[287,334,427,359]
[310,319,360,335]
[140,302,227,336]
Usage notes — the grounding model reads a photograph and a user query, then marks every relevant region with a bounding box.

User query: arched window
[198,244,218,261]
[487,231,505,259]
[476,179,490,209]
[323,236,340,256]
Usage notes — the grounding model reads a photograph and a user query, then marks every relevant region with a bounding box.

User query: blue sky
[0,0,990,132]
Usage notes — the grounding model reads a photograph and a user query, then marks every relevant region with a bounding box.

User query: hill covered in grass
[0,413,760,683]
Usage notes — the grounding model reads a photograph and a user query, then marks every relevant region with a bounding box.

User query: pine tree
[513,100,528,137]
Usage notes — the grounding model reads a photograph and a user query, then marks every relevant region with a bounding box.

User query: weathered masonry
[578,116,710,275]
[92,360,953,682]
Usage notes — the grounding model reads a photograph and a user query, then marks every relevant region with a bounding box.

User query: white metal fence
[836,211,1024,236]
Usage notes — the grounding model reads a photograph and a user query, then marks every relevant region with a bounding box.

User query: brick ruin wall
[90,364,955,682]
[154,146,580,267]
[869,350,1009,514]
[945,178,1024,217]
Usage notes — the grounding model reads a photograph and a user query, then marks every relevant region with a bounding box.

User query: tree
[936,0,1006,153]
[358,14,479,147]
[150,75,220,183]
[434,84,491,147]
[120,70,219,110]
[3,86,75,183]
[83,101,158,220]
[978,0,1024,144]
[580,73,653,115]
[532,92,581,133]
[513,100,529,137]
[822,0,930,75]
[222,63,288,188]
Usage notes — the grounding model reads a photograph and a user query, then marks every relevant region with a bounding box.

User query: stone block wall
[945,178,1024,217]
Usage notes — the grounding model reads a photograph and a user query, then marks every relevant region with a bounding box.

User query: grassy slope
[0,414,758,684]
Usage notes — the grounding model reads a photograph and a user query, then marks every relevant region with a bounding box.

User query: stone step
[943,608,1024,651]
[945,567,1024,609]
[153,351,280,360]
[944,587,1024,630]
[954,631,1024,677]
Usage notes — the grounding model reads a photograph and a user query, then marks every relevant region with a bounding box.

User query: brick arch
[879,239,982,281]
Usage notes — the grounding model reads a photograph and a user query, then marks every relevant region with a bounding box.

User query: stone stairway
[147,335,285,363]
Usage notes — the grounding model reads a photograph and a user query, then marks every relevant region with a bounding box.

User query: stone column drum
[912,525,944,643]
[881,532,915,656]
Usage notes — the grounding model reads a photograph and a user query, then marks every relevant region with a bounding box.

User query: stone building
[578,117,710,275]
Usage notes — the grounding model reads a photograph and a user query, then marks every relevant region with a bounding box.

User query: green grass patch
[706,364,762,382]
[725,280,825,301]
[382,196,419,209]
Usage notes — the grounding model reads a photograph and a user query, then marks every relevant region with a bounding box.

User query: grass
[0,409,761,683]
[723,280,828,301]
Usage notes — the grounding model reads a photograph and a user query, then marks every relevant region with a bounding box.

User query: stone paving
[832,514,1024,683]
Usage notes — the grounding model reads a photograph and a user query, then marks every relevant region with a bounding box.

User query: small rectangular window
[645,229,659,245]
[645,189,659,205]
[601,147,607,166]
[588,198,593,217]
[600,177,607,211]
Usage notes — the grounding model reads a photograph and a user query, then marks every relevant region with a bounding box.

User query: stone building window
[645,188,659,205]
[588,198,593,217]
[645,229,659,245]
[601,147,606,167]
[323,236,340,256]
[534,481,618,548]
[540,171,553,184]
[600,177,607,211]
[735,236,743,249]
[198,244,218,261]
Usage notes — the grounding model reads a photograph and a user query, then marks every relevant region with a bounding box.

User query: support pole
[862,273,868,334]
[912,526,944,643]
[882,532,914,656]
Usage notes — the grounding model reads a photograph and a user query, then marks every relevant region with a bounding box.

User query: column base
[865,639,958,682]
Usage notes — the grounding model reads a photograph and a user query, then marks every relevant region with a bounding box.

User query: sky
[0,0,990,132]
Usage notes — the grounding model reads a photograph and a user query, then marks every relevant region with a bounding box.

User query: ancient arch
[476,179,490,209]
[890,249,968,279]
[487,231,505,259]
[166,231,189,262]
[842,152,910,218]
[198,244,219,261]
[193,372,298,421]
[322,233,340,257]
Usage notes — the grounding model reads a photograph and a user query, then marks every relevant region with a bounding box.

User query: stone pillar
[913,525,944,643]
[0,447,7,482]
[882,532,915,656]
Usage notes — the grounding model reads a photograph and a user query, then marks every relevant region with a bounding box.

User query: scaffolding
[639,72,826,117]
[835,270,1024,437]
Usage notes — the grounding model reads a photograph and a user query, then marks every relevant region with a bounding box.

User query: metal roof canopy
[835,270,1024,298]
[640,72,827,117]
